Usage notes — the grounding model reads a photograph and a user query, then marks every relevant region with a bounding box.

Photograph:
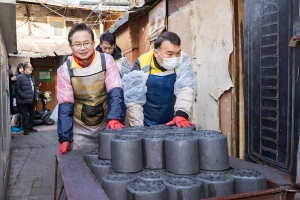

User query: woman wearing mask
[14,62,38,135]
[11,63,24,114]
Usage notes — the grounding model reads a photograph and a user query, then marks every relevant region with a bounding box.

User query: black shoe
[29,128,38,132]
[24,131,29,135]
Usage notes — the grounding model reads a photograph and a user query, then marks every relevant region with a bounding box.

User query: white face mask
[27,70,32,74]
[156,50,180,70]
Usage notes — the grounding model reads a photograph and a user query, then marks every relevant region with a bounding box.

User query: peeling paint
[190,0,233,130]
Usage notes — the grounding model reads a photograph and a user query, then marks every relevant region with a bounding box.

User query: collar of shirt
[72,50,96,69]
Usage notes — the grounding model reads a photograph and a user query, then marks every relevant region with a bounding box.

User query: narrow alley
[6,124,64,200]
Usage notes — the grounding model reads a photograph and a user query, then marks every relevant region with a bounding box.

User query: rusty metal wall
[0,26,12,200]
[104,13,124,32]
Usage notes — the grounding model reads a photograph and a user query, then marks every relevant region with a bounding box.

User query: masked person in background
[123,32,195,128]
[57,23,126,154]
[14,62,38,135]
[12,63,25,114]
[96,31,130,78]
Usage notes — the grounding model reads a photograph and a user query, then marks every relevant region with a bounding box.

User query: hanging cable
[90,0,120,29]
[83,0,103,23]
[35,0,70,19]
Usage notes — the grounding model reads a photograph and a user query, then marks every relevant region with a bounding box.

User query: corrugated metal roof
[9,35,72,58]
[109,0,160,33]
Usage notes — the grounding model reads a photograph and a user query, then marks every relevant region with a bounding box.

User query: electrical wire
[39,0,128,53]
[35,0,71,19]
[83,0,103,23]
[90,0,122,29]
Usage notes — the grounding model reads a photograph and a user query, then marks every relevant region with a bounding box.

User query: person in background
[15,63,24,76]
[8,64,15,115]
[57,23,126,154]
[14,62,38,135]
[123,32,195,128]
[12,63,24,114]
[96,31,130,77]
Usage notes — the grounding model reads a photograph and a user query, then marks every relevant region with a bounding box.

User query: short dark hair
[154,32,181,49]
[22,62,31,70]
[100,31,116,45]
[15,63,23,73]
[68,23,94,44]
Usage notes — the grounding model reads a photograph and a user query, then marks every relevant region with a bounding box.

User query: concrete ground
[6,124,65,200]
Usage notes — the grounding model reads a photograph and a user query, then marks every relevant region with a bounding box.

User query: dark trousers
[20,104,35,131]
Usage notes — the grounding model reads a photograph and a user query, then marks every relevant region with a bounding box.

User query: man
[57,23,126,154]
[123,32,195,128]
[15,62,38,135]
[96,31,130,77]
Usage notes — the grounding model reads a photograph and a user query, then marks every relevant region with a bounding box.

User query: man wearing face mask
[123,32,195,127]
[15,62,38,135]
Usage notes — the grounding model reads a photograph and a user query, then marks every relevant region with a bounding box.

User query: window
[48,17,65,38]
[66,20,81,35]
[47,17,82,38]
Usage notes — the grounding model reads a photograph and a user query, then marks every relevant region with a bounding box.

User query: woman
[12,63,24,113]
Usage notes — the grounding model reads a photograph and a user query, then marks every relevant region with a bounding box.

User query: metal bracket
[288,36,300,47]
[289,22,300,47]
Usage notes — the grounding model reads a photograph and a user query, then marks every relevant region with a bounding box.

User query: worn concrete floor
[6,124,65,200]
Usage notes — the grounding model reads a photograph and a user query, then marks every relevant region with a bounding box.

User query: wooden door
[31,57,58,112]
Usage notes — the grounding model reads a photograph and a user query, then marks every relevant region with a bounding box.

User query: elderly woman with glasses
[57,23,126,154]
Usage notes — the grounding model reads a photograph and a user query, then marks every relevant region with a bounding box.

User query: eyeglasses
[71,42,93,49]
[101,46,114,51]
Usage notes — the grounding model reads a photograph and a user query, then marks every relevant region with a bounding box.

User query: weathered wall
[168,0,234,132]
[168,4,192,57]
[138,13,150,57]
[115,23,136,64]
[191,0,233,131]
[148,0,166,41]
[0,25,12,200]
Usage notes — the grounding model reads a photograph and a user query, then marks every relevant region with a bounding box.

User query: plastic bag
[174,52,195,95]
[50,104,59,122]
[11,115,18,126]
[122,70,148,107]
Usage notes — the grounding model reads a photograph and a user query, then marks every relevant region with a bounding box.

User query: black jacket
[15,73,37,105]
[96,45,123,60]
[11,71,22,98]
